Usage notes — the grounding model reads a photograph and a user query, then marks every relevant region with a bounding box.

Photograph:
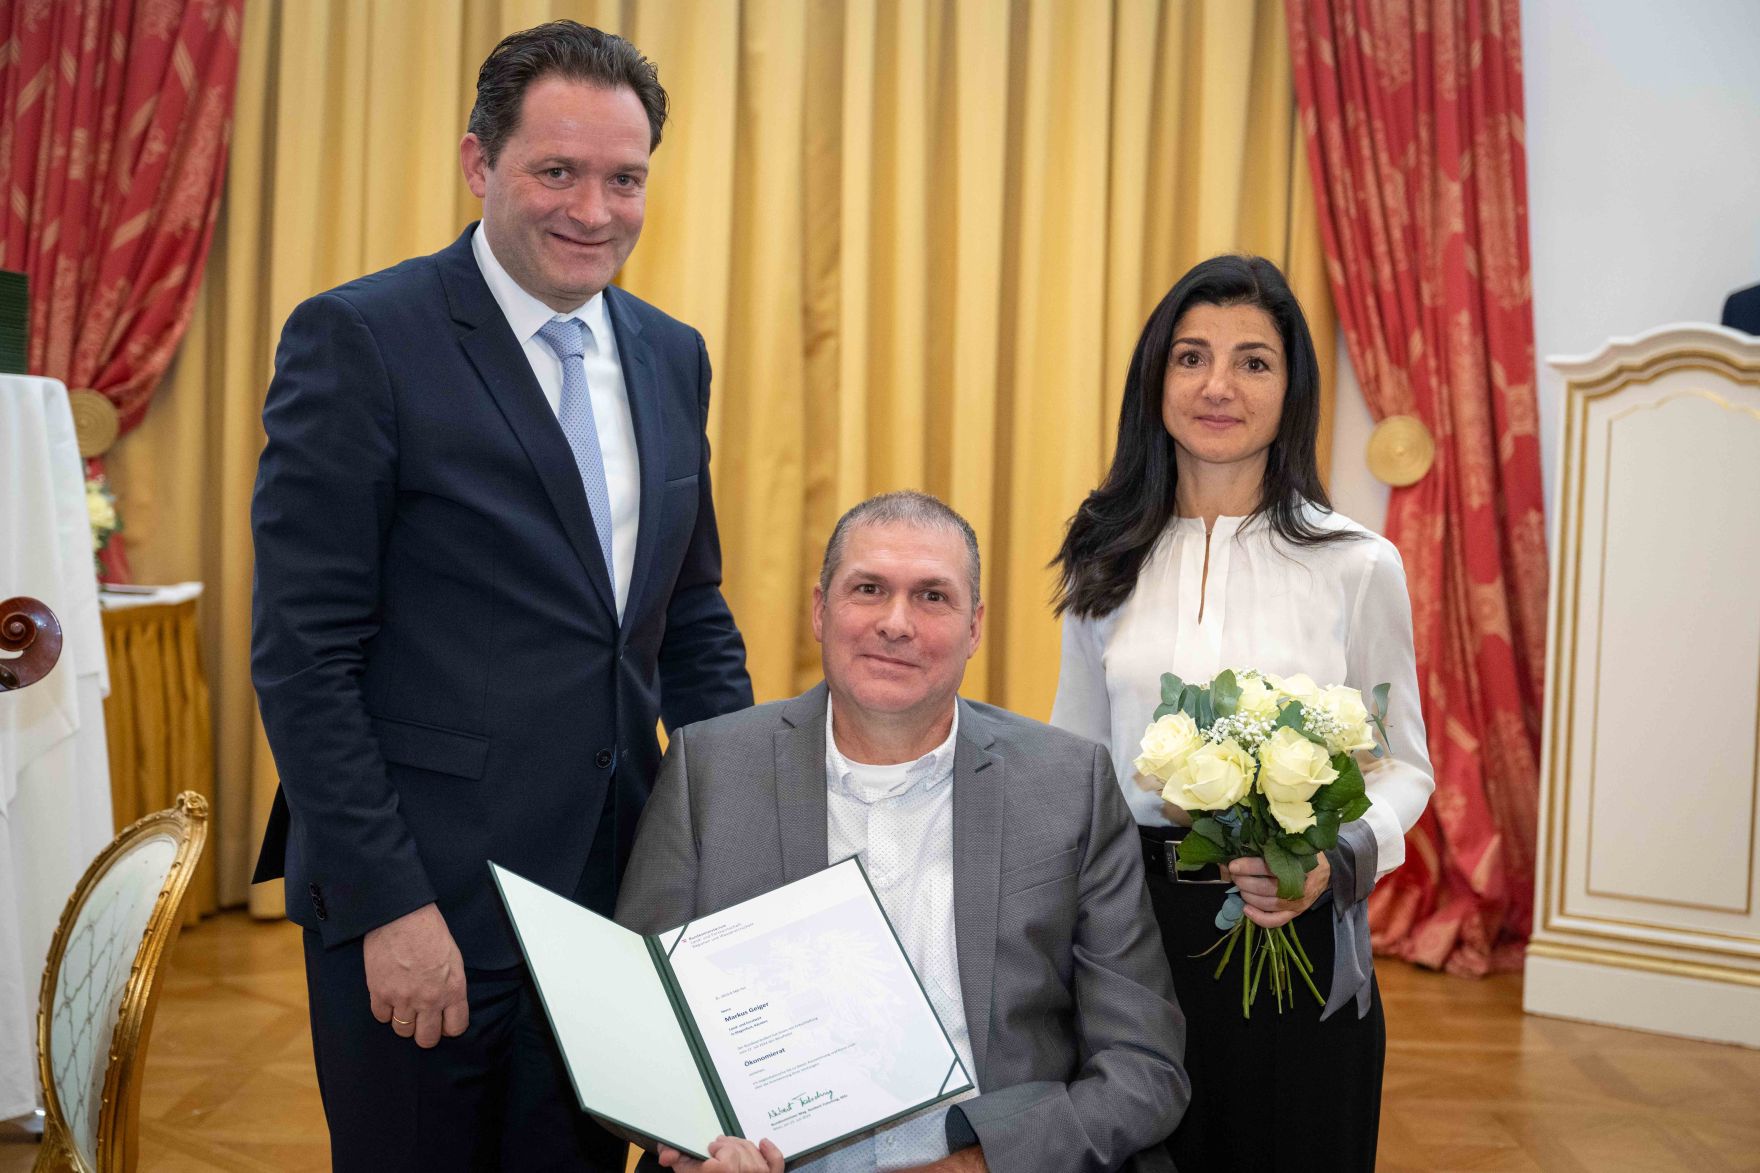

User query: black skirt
[1143,828,1385,1173]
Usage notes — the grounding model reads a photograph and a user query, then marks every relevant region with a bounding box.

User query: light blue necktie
[534,318,616,584]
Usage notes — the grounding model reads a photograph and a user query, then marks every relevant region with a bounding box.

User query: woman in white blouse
[1050,255,1433,1171]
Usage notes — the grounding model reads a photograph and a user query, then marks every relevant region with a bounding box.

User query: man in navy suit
[250,22,751,1172]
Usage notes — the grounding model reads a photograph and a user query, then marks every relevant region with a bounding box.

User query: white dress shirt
[1050,507,1434,880]
[471,226,640,617]
[798,699,977,1173]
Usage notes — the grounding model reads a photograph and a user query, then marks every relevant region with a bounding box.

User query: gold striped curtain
[110,0,1334,916]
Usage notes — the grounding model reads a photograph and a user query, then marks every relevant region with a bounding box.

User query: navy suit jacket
[251,225,752,968]
[1724,283,1760,336]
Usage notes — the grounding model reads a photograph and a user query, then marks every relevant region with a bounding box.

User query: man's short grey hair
[819,491,982,608]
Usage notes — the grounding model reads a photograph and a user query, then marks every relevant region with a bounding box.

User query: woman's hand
[657,1137,784,1173]
[1227,852,1330,928]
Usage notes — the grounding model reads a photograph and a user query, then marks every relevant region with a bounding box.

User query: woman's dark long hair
[1053,254,1353,619]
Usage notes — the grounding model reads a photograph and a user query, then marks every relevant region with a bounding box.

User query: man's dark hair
[468,21,669,164]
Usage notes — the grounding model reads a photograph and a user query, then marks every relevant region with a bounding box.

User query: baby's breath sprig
[1298,705,1347,749]
[1206,711,1276,751]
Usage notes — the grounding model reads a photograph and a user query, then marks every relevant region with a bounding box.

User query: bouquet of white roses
[1134,669,1388,1016]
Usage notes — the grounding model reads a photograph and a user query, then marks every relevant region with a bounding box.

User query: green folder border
[491,855,976,1163]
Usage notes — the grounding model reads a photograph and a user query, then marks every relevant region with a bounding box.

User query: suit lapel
[774,684,831,883]
[951,699,1003,1082]
[606,286,667,624]
[439,226,617,616]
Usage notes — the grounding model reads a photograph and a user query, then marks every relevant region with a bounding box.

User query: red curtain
[1286,0,1546,975]
[0,0,243,578]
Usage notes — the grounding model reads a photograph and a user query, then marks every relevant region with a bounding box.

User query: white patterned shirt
[794,699,978,1172]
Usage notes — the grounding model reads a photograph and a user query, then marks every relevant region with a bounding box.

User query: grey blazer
[616,684,1188,1172]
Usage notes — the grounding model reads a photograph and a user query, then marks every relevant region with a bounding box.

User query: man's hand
[363,902,468,1048]
[657,1137,783,1173]
[1228,853,1331,929]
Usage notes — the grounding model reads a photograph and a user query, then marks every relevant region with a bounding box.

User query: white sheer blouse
[1051,507,1434,880]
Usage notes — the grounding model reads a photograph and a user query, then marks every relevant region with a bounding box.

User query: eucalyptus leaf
[1274,701,1307,734]
[1210,670,1241,718]
[1370,681,1394,756]
[1196,688,1215,728]
[1214,890,1245,931]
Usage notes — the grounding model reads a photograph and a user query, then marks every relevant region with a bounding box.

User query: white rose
[1233,674,1281,723]
[1132,712,1203,791]
[1162,738,1254,812]
[1256,725,1338,805]
[1267,795,1318,834]
[1316,684,1376,754]
[1267,672,1321,710]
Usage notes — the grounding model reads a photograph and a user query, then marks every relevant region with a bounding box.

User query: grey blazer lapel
[774,683,830,882]
[951,698,1003,1082]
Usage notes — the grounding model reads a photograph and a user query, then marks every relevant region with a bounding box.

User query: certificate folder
[490,857,975,1162]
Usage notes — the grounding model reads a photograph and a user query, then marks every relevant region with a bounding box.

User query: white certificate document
[661,858,972,1157]
[492,857,972,1162]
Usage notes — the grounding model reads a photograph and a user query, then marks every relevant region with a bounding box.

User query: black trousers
[1146,852,1385,1173]
[302,931,628,1172]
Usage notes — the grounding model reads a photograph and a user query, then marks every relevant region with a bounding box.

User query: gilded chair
[33,792,209,1172]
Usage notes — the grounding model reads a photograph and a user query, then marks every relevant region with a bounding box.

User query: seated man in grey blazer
[616,491,1188,1173]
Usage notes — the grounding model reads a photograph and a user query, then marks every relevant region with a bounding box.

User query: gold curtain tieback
[1366,414,1435,486]
[69,389,121,457]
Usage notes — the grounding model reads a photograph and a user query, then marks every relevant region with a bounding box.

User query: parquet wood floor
[3,912,1757,1171]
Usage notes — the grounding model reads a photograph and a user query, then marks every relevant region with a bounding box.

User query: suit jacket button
[595,749,614,769]
[312,896,328,921]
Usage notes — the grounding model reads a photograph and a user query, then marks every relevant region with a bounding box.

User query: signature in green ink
[768,1089,834,1120]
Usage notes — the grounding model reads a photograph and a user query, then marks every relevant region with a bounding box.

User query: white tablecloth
[0,373,114,1120]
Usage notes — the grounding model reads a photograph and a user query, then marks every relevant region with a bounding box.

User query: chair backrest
[35,791,208,1172]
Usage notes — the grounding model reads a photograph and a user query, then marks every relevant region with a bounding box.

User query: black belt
[1139,826,1228,884]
